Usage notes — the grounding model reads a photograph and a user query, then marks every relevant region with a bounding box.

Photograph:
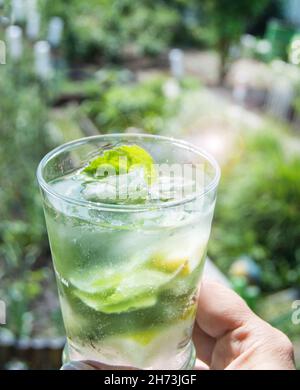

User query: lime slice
[72,268,177,314]
[148,255,190,276]
[74,289,157,314]
[70,271,123,294]
[130,328,163,346]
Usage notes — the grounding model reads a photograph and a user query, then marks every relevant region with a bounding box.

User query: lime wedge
[148,255,190,276]
[74,288,157,313]
[70,270,123,294]
[72,268,176,314]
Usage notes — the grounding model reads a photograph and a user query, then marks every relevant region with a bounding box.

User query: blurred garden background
[0,0,300,369]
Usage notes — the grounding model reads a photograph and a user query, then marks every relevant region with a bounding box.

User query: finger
[224,321,296,370]
[192,324,215,366]
[196,280,255,339]
[194,358,210,370]
[195,280,295,370]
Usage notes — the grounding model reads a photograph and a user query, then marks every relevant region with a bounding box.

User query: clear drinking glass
[37,134,220,370]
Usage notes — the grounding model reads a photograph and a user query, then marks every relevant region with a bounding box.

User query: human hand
[193,280,295,370]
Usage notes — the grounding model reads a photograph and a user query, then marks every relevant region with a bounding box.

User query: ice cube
[82,168,150,204]
[82,181,117,203]
[149,175,196,202]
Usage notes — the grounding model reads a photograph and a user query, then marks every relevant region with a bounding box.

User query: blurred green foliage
[42,0,180,61]
[210,129,300,292]
[81,75,177,134]
[231,276,261,311]
[81,73,201,134]
[0,68,48,266]
[199,0,271,77]
[0,61,52,338]
[3,270,44,338]
[41,0,271,68]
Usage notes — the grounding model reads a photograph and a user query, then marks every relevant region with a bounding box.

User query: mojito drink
[38,135,219,370]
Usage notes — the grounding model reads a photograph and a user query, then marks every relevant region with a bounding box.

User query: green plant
[0,271,45,338]
[120,2,179,56]
[42,0,180,62]
[0,67,48,263]
[209,129,300,292]
[0,60,53,338]
[230,276,261,311]
[199,0,271,80]
[81,75,181,134]
[293,91,300,118]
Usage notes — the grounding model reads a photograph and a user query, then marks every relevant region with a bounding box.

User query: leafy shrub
[0,66,49,265]
[209,129,300,291]
[81,75,182,134]
[0,61,53,337]
[42,0,180,62]
[1,270,45,338]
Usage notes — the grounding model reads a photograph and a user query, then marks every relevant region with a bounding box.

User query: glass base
[62,341,196,370]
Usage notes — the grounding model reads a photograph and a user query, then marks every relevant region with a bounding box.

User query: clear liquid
[44,169,214,369]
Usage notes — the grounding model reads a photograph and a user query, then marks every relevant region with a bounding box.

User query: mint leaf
[83,144,156,183]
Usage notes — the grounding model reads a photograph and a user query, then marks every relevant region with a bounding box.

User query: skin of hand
[61,280,296,370]
[193,280,295,370]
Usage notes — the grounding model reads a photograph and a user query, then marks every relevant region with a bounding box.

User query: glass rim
[37,133,221,213]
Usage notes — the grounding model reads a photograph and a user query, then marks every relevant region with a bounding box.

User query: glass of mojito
[37,134,220,370]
